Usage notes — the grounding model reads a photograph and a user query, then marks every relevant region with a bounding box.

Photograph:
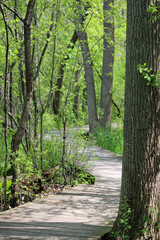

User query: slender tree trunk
[11,1,36,151]
[100,0,114,127]
[32,8,39,170]
[9,70,14,129]
[33,89,38,169]
[74,1,98,132]
[61,120,67,184]
[53,30,78,115]
[0,4,9,211]
[38,7,57,169]
[105,1,160,239]
[19,47,26,107]
[73,63,81,118]
[40,111,43,170]
[78,30,98,132]
[10,0,36,208]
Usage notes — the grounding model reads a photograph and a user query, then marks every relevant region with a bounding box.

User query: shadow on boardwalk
[0,135,122,240]
[0,221,113,240]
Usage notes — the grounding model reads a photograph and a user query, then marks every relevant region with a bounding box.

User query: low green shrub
[42,135,63,170]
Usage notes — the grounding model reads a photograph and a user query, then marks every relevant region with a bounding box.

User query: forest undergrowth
[0,128,95,211]
[91,125,123,155]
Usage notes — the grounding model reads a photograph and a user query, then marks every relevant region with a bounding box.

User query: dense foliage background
[0,0,126,210]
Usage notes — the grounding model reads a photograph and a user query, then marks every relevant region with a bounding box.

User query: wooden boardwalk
[0,143,122,240]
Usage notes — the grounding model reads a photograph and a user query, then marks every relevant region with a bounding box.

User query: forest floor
[0,129,122,240]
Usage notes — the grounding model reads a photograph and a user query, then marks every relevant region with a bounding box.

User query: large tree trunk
[100,0,114,127]
[107,0,160,239]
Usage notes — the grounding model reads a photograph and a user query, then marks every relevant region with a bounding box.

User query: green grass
[92,125,123,155]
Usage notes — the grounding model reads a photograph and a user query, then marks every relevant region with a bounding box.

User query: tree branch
[0,2,24,22]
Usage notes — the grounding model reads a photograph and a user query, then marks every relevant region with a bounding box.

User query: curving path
[0,129,122,240]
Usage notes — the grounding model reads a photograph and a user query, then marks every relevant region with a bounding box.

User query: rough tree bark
[102,0,160,239]
[100,0,114,127]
